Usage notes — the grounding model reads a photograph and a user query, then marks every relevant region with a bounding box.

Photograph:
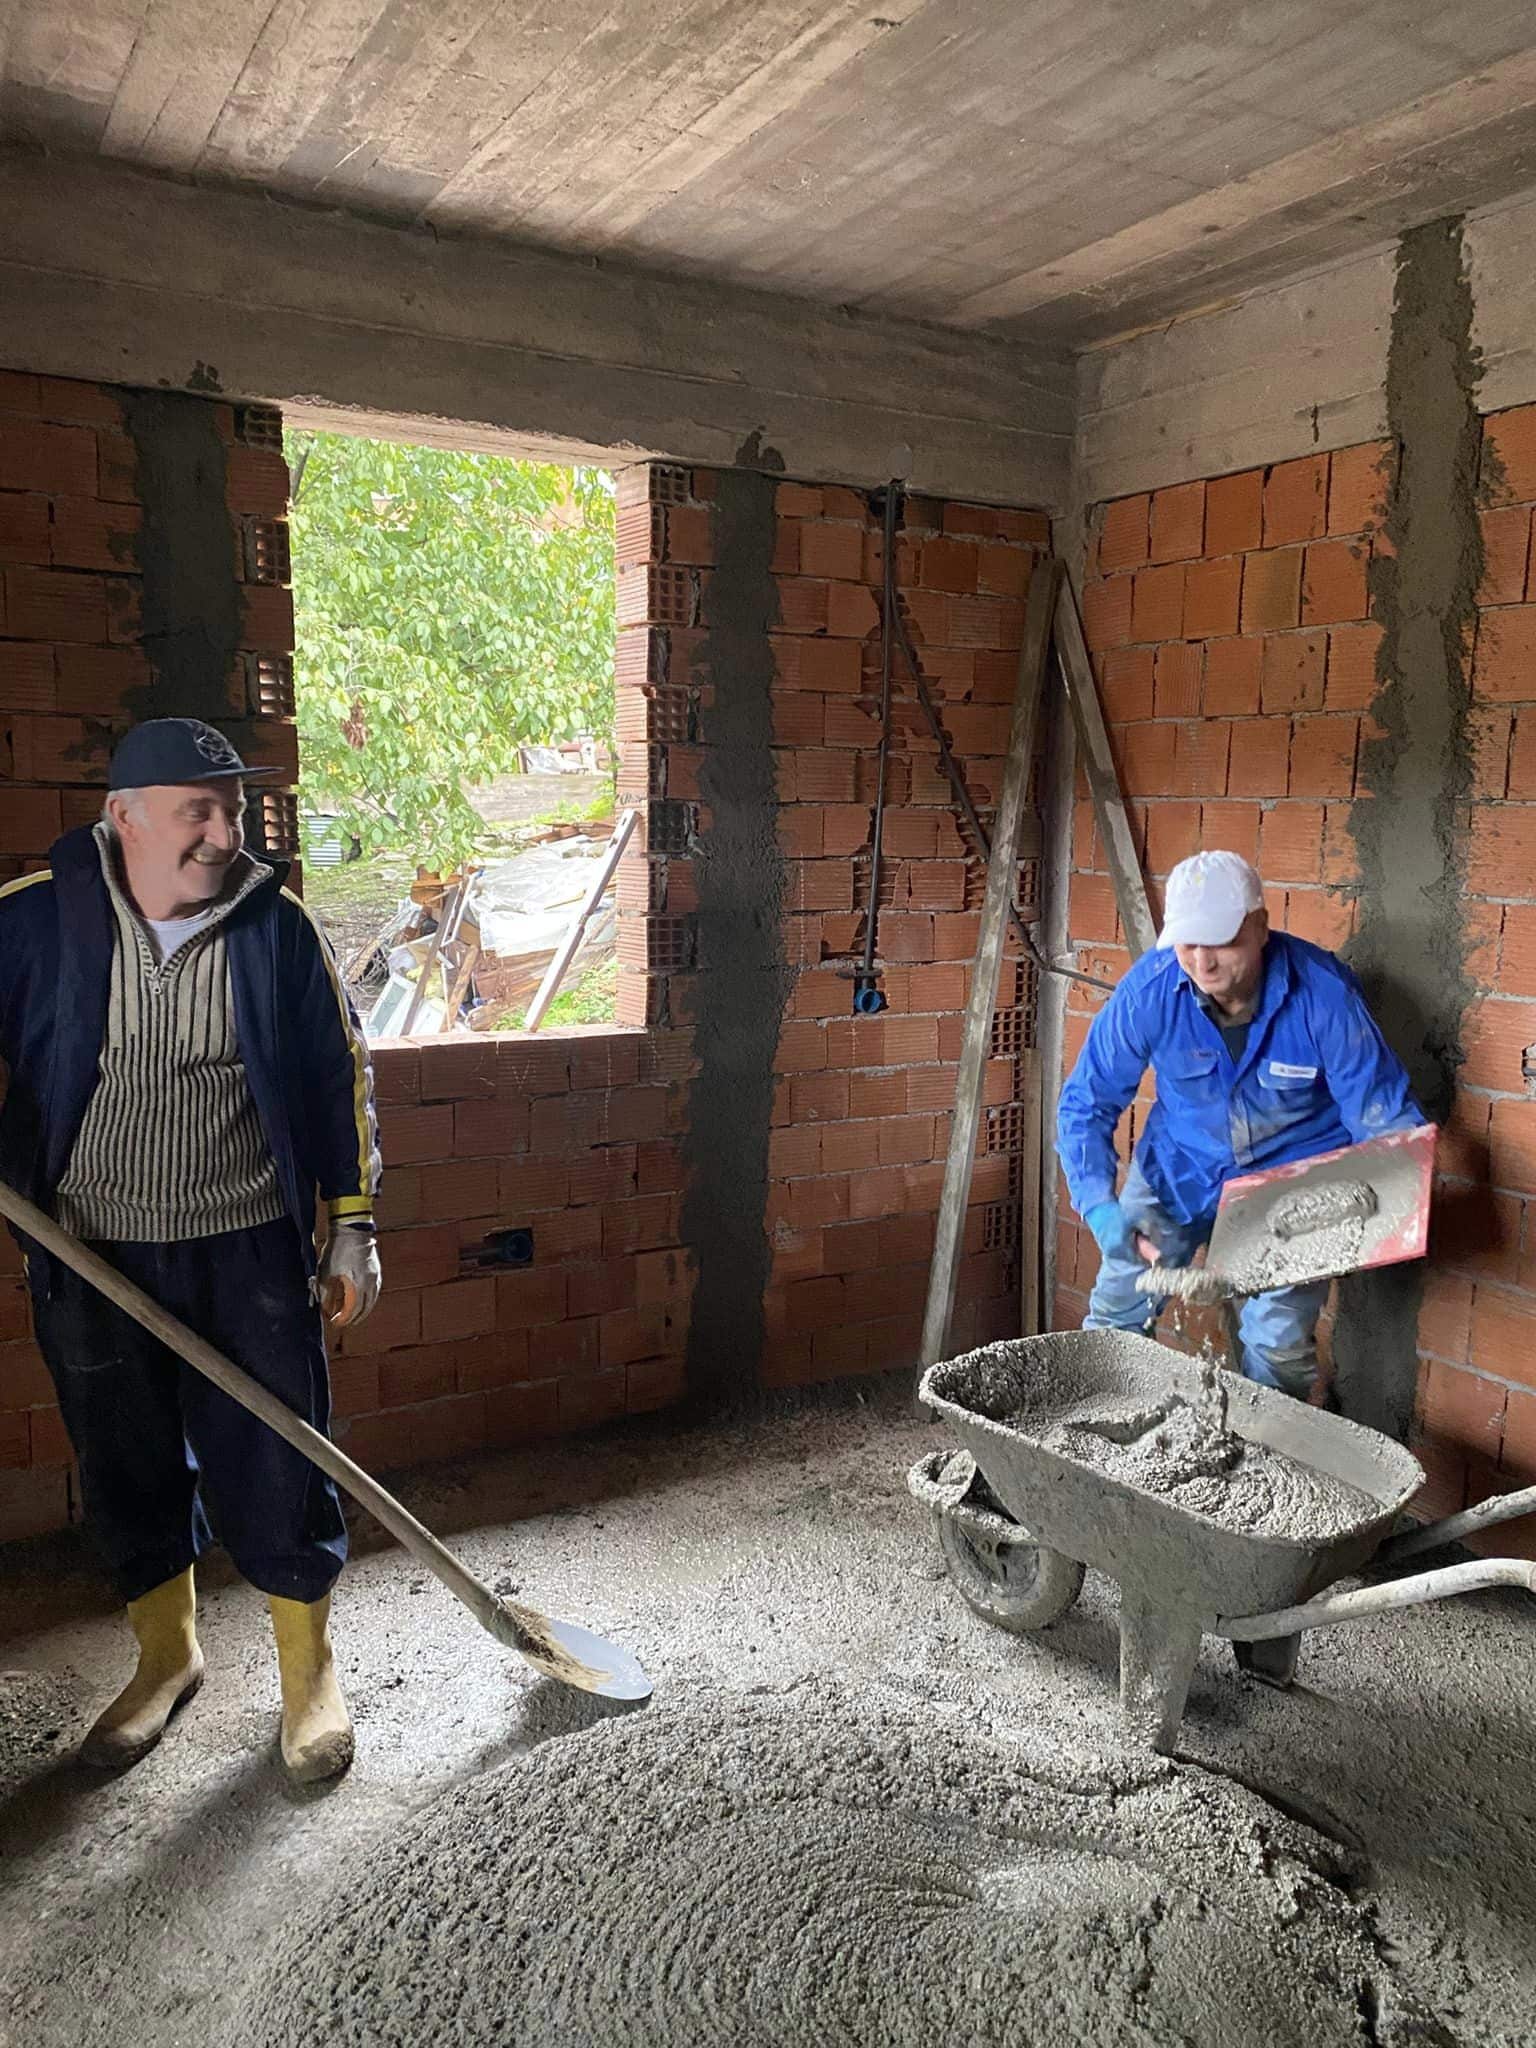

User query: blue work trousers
[1084,1161,1329,1400]
[33,1217,347,1604]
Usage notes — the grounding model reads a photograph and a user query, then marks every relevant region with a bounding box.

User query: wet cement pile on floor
[1037,1395,1377,1540]
[232,1681,1446,2048]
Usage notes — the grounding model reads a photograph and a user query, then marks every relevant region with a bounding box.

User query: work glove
[1084,1200,1139,1264]
[320,1222,382,1328]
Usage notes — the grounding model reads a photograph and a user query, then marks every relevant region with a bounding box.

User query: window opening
[286,428,619,1037]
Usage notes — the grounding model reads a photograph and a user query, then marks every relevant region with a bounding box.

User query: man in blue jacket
[1057,849,1422,1400]
[0,719,382,1782]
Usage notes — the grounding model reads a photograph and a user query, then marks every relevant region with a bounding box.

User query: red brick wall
[592,460,1053,1387]
[1424,399,1536,1544]
[0,393,1054,1540]
[0,372,301,1534]
[1060,426,1536,1550]
[338,1027,692,1472]
[758,481,1051,1380]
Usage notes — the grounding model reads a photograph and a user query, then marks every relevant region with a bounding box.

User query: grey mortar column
[678,468,792,1403]
[118,393,268,846]
[1335,218,1482,1437]
[121,391,243,721]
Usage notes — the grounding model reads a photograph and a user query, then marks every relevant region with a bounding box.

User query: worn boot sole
[281,1723,355,1786]
[77,1658,207,1771]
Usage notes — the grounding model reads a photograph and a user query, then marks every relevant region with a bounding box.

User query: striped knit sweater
[53,828,287,1243]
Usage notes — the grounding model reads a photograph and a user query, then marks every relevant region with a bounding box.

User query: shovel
[0,1178,653,1703]
[1136,1124,1438,1306]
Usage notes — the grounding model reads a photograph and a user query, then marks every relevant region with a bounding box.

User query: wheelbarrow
[910,1330,1536,1753]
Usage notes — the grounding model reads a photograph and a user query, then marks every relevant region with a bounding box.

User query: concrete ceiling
[7,1,1536,345]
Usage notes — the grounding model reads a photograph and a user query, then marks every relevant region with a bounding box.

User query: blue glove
[1085,1200,1138,1263]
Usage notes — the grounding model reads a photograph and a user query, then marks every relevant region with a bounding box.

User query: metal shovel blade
[515,1615,654,1701]
[0,1170,659,1713]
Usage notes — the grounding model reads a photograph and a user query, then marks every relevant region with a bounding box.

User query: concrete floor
[0,1383,1532,2047]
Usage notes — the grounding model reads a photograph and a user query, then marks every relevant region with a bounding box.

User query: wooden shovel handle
[0,1178,564,1666]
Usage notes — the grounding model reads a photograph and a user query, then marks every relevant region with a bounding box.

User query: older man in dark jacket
[0,718,381,1782]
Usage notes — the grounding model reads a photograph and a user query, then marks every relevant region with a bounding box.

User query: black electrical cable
[887,607,1114,996]
[859,481,902,987]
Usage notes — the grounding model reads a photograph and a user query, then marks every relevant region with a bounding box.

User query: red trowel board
[1207,1124,1438,1288]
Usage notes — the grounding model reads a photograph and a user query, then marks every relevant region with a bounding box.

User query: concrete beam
[960,50,1536,341]
[0,150,1073,508]
[1074,246,1393,509]
[1468,185,1536,417]
[1074,179,1536,513]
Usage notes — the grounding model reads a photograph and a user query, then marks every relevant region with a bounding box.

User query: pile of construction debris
[344,810,631,1037]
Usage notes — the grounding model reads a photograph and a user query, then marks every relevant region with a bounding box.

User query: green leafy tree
[287,431,615,866]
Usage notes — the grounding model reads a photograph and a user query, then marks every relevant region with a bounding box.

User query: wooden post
[399,880,457,1036]
[525,809,638,1032]
[1017,1046,1043,1333]
[439,944,481,1031]
[1053,576,1156,960]
[921,558,1061,1369]
[1050,583,1244,1358]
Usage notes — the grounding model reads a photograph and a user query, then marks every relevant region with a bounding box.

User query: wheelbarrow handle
[1220,1555,1536,1643]
[1374,1481,1536,1565]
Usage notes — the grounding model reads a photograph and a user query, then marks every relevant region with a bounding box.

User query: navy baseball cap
[107,718,275,790]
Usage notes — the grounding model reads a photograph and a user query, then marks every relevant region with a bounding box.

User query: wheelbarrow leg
[1117,1592,1202,1755]
[1233,1632,1301,1689]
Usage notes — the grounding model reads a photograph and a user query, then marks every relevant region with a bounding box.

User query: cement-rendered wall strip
[0,156,1073,509]
[1332,220,1482,1439]
[121,393,241,727]
[678,471,791,1402]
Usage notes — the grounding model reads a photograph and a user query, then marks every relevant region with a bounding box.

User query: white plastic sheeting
[472,837,616,959]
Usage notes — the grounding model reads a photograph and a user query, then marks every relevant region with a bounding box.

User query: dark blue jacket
[0,827,380,1289]
[1058,931,1423,1227]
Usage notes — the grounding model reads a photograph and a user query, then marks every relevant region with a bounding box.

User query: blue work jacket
[1057,932,1423,1228]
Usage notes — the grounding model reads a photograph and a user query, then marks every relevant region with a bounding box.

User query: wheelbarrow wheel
[934,1507,1085,1634]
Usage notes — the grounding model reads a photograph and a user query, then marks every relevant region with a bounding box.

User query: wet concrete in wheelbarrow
[0,1381,1532,2047]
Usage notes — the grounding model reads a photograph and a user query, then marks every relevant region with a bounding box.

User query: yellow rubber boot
[269,1593,354,1785]
[78,1566,204,1769]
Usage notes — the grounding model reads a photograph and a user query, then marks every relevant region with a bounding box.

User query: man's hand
[320,1224,382,1328]
[1084,1200,1158,1266]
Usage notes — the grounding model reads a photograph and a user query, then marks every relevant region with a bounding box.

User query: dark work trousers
[33,1217,347,1605]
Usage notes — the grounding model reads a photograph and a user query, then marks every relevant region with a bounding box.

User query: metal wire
[860,482,902,979]
[887,606,1113,995]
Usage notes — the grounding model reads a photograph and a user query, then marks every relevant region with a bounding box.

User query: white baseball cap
[1157,850,1264,949]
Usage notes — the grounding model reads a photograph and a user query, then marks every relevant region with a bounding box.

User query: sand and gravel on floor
[1,1382,1532,2047]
